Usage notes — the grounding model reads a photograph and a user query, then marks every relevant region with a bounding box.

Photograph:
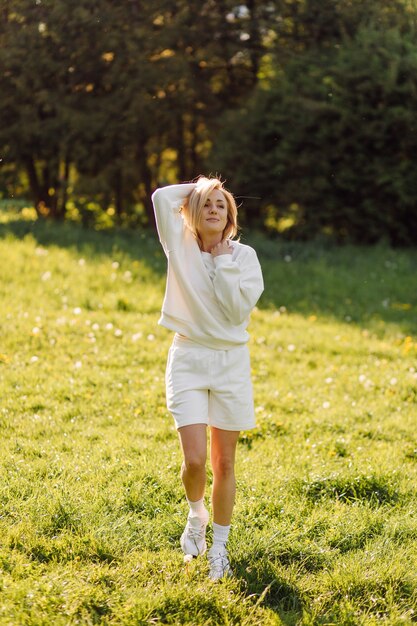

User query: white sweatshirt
[151,183,264,349]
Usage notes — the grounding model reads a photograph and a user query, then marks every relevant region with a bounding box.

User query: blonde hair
[181,176,238,249]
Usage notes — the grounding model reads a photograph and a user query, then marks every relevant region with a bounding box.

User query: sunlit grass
[1,210,416,624]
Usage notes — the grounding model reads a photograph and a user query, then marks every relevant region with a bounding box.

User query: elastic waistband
[172,333,246,352]
[172,334,204,350]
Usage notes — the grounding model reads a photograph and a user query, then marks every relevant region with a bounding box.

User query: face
[198,189,228,239]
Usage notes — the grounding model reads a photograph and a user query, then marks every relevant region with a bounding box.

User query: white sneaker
[180,510,209,557]
[208,547,233,581]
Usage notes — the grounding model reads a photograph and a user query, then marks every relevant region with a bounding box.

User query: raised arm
[151,183,196,253]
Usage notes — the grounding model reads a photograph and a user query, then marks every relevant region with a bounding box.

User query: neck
[199,234,222,253]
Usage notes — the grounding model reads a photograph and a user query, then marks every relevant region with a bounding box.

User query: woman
[151,176,263,580]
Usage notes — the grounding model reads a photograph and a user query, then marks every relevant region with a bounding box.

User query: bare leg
[177,424,207,502]
[210,427,240,526]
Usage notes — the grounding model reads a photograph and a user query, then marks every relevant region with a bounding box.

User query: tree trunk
[114,168,124,218]
[23,156,42,216]
[58,154,71,217]
[176,112,187,181]
[136,138,154,227]
[189,112,199,177]
[247,0,261,85]
[45,157,62,219]
[23,156,59,217]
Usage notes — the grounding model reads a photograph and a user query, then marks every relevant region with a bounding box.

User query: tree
[210,1,417,244]
[0,0,271,222]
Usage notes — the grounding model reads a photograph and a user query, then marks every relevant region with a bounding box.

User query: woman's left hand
[211,240,233,257]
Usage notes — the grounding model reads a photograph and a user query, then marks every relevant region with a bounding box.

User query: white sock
[212,522,230,552]
[187,497,207,518]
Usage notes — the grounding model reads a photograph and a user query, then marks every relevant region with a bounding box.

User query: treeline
[1,0,416,244]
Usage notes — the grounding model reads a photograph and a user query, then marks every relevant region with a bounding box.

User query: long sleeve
[211,248,264,325]
[151,183,264,349]
[151,184,196,254]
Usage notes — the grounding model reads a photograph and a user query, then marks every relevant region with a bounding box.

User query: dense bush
[213,26,417,245]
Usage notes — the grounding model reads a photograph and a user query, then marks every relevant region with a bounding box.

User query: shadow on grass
[148,594,234,625]
[248,233,417,337]
[233,558,303,625]
[296,472,401,507]
[1,215,417,336]
[0,216,165,277]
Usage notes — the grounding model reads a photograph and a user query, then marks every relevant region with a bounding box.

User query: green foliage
[1,211,417,623]
[0,0,267,221]
[1,1,417,243]
[211,13,417,244]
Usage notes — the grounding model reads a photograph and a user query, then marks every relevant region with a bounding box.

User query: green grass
[0,209,417,625]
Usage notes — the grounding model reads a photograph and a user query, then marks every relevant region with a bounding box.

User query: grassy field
[0,207,417,625]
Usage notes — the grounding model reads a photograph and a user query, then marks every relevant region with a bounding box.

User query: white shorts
[165,335,256,431]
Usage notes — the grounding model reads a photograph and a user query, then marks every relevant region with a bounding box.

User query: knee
[183,455,206,474]
[212,456,234,479]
